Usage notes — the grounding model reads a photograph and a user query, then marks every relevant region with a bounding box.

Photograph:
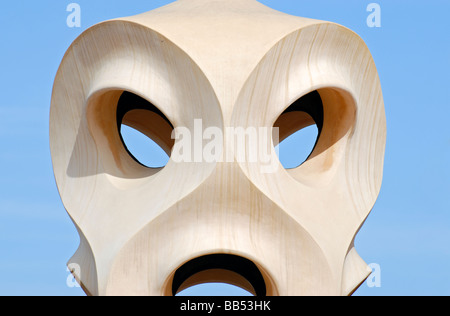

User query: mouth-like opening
[172,254,267,296]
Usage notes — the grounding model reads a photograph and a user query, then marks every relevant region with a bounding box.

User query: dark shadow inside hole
[281,91,324,132]
[116,92,174,130]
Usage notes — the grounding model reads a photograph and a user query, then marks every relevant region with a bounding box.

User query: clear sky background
[0,0,449,296]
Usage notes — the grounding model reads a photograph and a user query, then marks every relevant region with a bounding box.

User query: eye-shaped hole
[274,91,324,169]
[117,92,174,169]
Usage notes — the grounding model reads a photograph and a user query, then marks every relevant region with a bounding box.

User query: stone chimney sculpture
[50,0,386,296]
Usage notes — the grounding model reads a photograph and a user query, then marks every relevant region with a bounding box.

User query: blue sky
[0,0,449,296]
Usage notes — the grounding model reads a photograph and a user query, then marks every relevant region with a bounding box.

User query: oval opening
[117,92,174,169]
[274,91,323,169]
